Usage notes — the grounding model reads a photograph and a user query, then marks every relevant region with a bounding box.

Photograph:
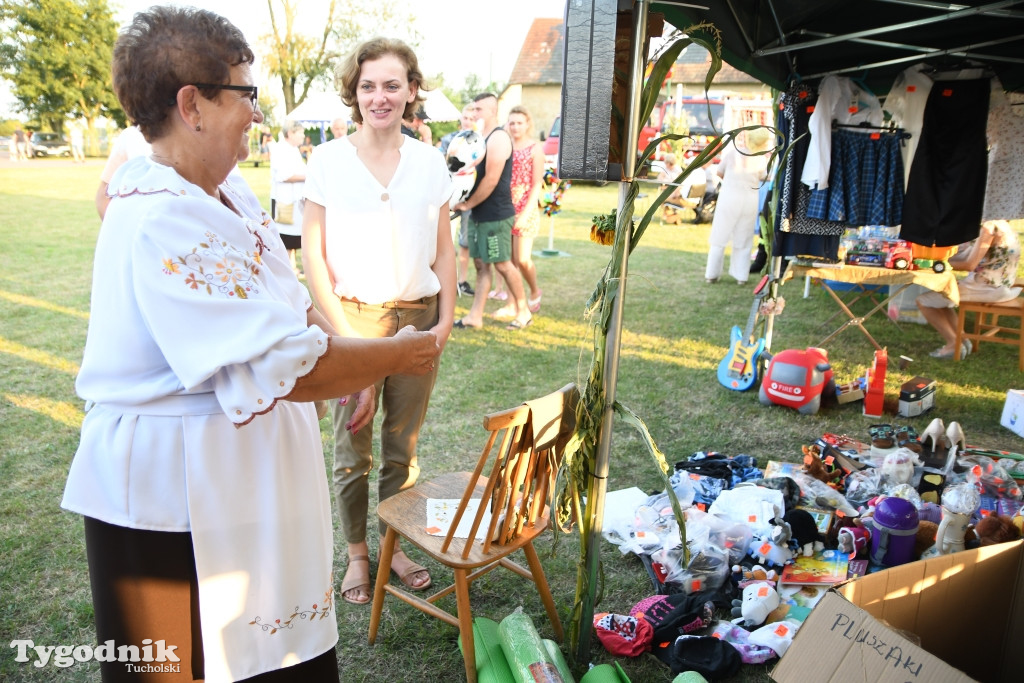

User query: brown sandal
[340,555,371,605]
[391,551,432,592]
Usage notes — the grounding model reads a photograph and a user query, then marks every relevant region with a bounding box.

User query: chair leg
[522,542,564,641]
[454,568,476,683]
[368,526,398,645]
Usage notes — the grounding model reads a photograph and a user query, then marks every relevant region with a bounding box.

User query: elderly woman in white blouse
[62,8,439,682]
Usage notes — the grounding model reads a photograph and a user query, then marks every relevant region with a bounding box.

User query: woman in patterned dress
[916,219,1021,359]
[493,105,545,318]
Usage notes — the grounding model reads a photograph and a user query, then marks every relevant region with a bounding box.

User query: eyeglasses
[191,83,259,111]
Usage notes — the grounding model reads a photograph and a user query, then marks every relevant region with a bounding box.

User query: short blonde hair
[335,37,426,126]
[507,105,534,135]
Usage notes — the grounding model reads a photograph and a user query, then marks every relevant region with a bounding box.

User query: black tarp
[653,0,1024,96]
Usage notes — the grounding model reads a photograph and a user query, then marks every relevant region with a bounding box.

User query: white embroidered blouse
[62,157,337,682]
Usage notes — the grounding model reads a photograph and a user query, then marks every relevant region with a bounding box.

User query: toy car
[759,347,835,415]
[884,241,914,270]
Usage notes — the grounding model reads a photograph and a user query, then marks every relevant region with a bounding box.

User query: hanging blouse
[982,82,1024,222]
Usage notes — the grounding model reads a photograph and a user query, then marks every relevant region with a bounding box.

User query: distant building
[501,20,770,139]
[500,18,563,139]
[668,43,772,99]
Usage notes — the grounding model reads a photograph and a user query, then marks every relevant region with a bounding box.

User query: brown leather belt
[339,295,433,310]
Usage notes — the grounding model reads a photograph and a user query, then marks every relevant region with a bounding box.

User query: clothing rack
[832,121,912,140]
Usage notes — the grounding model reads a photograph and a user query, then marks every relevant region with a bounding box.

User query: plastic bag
[843,467,884,509]
[707,487,784,537]
[960,455,1023,500]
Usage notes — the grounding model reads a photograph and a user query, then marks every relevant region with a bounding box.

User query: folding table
[783,264,959,350]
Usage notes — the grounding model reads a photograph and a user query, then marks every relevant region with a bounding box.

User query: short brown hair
[335,37,426,126]
[111,6,254,140]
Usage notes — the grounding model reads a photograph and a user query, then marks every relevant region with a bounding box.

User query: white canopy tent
[285,89,462,141]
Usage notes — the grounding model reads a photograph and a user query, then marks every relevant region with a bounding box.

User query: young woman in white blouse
[302,37,456,606]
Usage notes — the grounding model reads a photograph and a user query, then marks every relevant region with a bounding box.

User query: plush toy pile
[598,417,1024,675]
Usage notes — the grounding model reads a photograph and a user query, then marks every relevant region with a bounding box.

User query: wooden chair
[368,383,578,683]
[954,281,1024,371]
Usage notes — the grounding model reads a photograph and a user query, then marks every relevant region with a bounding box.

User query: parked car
[542,116,560,163]
[30,132,71,157]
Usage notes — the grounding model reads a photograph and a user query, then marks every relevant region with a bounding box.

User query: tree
[264,0,337,115]
[262,0,420,115]
[0,0,121,155]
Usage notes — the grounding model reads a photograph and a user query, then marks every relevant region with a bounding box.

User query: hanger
[831,120,911,140]
[922,58,996,80]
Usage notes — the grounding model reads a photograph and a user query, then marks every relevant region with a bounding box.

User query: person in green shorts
[453,93,533,330]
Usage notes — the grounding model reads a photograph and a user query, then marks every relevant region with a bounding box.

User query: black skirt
[83,517,338,682]
[901,78,990,247]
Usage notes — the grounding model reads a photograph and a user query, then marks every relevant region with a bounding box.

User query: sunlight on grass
[0,290,89,319]
[3,394,83,429]
[0,337,81,375]
[620,330,722,370]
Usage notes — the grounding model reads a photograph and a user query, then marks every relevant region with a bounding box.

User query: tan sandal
[391,551,431,592]
[340,555,371,605]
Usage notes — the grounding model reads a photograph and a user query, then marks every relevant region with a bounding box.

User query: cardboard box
[1000,389,1024,438]
[773,540,1024,683]
[897,376,935,417]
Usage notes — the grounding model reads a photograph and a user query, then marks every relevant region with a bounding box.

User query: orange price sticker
[748,514,758,522]
[690,473,701,480]
[807,105,815,113]
[848,106,858,113]
[907,85,917,92]
[942,88,953,97]
[870,133,881,140]
[774,624,790,636]
[691,579,702,592]
[757,586,770,597]
[759,543,772,555]
[825,455,835,465]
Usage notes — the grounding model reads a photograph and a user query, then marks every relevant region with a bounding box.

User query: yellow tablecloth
[785,264,959,305]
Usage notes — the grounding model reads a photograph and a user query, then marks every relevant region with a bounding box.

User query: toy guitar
[717,275,773,391]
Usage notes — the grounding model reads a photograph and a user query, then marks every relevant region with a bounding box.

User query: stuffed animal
[973,515,1022,546]
[747,535,794,568]
[915,520,938,559]
[837,525,871,557]
[801,447,842,488]
[731,582,780,629]
[783,509,825,557]
[731,564,778,589]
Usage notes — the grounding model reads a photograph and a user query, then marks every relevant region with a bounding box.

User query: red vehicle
[884,240,915,270]
[639,98,725,158]
[542,116,560,162]
[758,347,835,416]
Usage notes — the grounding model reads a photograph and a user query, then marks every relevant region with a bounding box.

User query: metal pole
[576,0,648,664]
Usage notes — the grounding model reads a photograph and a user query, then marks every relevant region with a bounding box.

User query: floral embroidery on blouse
[163,230,262,298]
[249,582,334,635]
[974,225,1021,289]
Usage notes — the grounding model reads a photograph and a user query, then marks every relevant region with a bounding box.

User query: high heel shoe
[919,418,946,453]
[945,421,966,458]
[919,417,949,470]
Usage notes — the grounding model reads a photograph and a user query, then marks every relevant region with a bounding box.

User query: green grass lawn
[1,160,1022,682]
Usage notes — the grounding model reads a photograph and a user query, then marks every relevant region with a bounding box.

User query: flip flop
[528,291,542,313]
[392,553,432,592]
[506,318,533,331]
[340,555,372,605]
[453,318,482,329]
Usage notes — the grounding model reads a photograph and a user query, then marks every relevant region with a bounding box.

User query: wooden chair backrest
[441,384,577,559]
